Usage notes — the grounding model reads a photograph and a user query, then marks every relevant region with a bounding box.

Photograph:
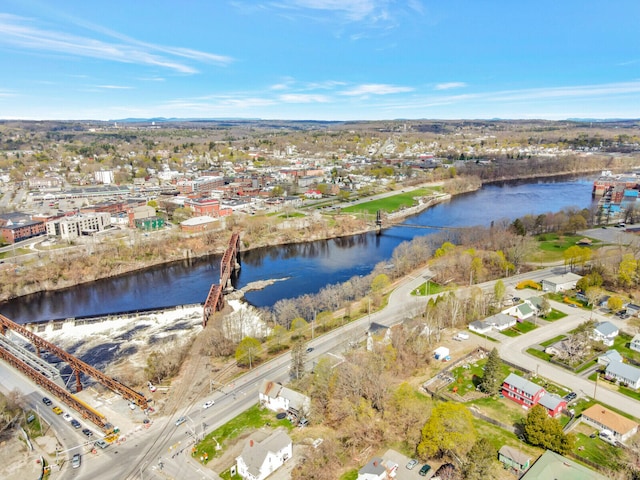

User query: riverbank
[0,170,589,305]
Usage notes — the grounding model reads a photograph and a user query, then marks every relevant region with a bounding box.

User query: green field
[341,188,434,215]
[527,234,600,263]
[411,281,444,296]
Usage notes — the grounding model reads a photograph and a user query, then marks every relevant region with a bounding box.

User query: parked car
[81,428,93,438]
[564,391,577,401]
[94,439,109,449]
[71,453,81,469]
[203,400,214,409]
[71,419,81,429]
[62,413,73,422]
[175,416,187,426]
[419,464,431,476]
[42,397,52,406]
[406,459,418,470]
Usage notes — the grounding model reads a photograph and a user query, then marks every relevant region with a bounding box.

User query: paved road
[3,262,640,479]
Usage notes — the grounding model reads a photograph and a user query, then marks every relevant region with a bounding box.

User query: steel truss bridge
[203,232,241,326]
[0,313,148,430]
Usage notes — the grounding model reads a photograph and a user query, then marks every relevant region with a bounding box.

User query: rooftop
[581,404,639,435]
[520,450,606,480]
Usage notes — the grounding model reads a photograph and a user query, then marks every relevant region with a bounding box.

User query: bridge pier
[75,369,82,392]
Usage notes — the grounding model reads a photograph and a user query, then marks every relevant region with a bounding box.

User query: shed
[434,346,450,361]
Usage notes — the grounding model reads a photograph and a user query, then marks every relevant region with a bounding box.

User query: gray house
[593,322,619,346]
[605,361,640,389]
[498,445,531,475]
[630,333,640,353]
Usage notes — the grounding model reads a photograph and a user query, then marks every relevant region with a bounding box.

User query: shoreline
[0,170,591,305]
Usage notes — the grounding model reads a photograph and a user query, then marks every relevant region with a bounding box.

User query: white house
[235,429,292,480]
[357,457,398,480]
[630,333,640,353]
[502,300,536,321]
[598,349,623,366]
[258,380,310,420]
[605,361,640,390]
[486,313,517,331]
[541,272,582,292]
[581,404,639,443]
[468,320,491,334]
[593,322,619,347]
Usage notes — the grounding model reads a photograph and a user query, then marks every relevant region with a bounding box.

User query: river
[1,176,597,323]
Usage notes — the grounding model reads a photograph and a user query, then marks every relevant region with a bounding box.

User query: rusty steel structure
[203,232,241,326]
[0,313,148,409]
[0,346,109,429]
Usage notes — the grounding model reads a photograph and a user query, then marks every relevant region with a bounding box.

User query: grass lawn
[619,385,640,402]
[528,234,600,263]
[196,404,292,461]
[339,471,359,480]
[411,281,444,296]
[540,335,567,347]
[526,348,552,362]
[0,248,31,259]
[541,309,567,322]
[573,430,625,470]
[278,212,305,218]
[469,331,498,343]
[341,188,434,215]
[575,359,597,374]
[501,329,521,337]
[515,321,537,333]
[470,396,529,428]
[612,333,640,364]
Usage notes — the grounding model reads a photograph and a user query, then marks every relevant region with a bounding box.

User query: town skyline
[1,0,639,121]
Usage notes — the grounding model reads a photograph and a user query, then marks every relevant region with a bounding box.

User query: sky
[0,0,638,121]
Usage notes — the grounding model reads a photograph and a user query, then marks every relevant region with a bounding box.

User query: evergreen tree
[479,348,502,395]
[523,405,575,455]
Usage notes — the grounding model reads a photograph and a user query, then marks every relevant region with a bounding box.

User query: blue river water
[1,176,596,323]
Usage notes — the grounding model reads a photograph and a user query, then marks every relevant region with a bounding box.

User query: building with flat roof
[46,212,111,240]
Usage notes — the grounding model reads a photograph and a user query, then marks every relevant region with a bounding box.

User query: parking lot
[382,449,439,479]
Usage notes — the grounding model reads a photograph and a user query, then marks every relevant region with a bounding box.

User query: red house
[502,373,567,417]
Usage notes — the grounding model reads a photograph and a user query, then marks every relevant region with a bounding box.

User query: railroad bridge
[0,313,148,430]
[203,232,241,326]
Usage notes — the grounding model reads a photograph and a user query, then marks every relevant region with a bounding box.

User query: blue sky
[0,0,638,121]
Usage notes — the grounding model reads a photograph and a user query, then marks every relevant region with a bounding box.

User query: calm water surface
[1,177,596,323]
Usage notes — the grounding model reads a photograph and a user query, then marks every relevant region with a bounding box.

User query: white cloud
[340,83,414,96]
[279,93,330,103]
[284,0,379,21]
[0,13,232,74]
[434,82,467,91]
[96,85,134,90]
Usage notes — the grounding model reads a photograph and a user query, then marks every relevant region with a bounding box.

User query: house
[179,215,219,233]
[537,393,567,418]
[502,373,545,409]
[520,450,607,480]
[604,361,640,389]
[598,349,623,366]
[357,457,398,480]
[304,189,323,199]
[468,320,491,334]
[485,313,517,331]
[541,272,582,292]
[235,429,292,480]
[259,380,311,420]
[625,304,640,317]
[592,321,619,346]
[498,445,531,475]
[630,333,640,353]
[502,301,535,321]
[581,404,639,443]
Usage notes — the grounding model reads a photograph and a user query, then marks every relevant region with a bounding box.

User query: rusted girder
[0,344,108,429]
[0,314,148,409]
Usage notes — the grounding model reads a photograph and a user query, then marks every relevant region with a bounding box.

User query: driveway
[383,449,438,480]
[496,299,640,413]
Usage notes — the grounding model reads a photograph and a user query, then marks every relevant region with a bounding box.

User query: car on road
[71,419,81,429]
[63,413,73,422]
[52,406,63,415]
[175,416,187,426]
[81,428,93,437]
[203,400,214,409]
[71,453,81,469]
[406,459,418,469]
[419,464,432,476]
[306,347,314,353]
[94,439,109,449]
[42,397,52,406]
